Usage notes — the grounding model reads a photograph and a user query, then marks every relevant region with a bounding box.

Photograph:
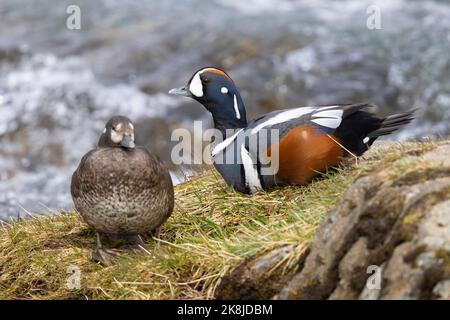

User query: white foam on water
[0,53,182,218]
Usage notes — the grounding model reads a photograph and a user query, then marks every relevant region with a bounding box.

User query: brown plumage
[71,116,173,264]
[269,125,343,185]
[71,147,173,234]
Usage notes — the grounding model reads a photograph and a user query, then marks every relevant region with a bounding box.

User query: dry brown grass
[0,140,440,299]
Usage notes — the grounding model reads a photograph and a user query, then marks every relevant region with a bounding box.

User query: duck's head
[98,115,136,149]
[169,67,247,132]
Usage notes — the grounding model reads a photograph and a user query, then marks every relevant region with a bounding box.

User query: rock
[432,280,450,299]
[215,245,306,299]
[275,143,450,299]
[217,143,450,300]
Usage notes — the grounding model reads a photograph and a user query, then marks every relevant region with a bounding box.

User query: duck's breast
[71,147,173,234]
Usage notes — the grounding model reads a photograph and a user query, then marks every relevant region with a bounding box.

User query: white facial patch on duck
[189,72,203,97]
[240,145,262,194]
[110,129,122,143]
[221,87,228,94]
[363,137,370,144]
[233,94,241,119]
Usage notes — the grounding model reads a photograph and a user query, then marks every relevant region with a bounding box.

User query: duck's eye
[113,123,123,132]
[203,77,211,83]
[221,87,228,94]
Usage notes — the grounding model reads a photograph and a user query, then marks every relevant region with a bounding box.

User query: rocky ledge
[216,143,450,300]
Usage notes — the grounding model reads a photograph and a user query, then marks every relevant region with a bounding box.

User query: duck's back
[71,147,174,234]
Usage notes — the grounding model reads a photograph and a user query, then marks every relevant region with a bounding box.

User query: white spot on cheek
[221,87,228,94]
[363,137,370,144]
[189,72,203,97]
[110,129,122,143]
[103,128,106,133]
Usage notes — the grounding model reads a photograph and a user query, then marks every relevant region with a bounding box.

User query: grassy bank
[0,141,440,299]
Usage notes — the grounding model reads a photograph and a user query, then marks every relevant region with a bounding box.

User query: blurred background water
[0,0,449,219]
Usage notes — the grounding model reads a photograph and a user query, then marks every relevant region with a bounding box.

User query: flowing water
[0,0,449,219]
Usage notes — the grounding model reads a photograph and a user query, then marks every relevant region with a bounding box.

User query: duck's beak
[168,86,190,97]
[120,136,135,149]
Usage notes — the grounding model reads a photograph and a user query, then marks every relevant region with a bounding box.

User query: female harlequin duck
[71,116,174,265]
[169,67,416,194]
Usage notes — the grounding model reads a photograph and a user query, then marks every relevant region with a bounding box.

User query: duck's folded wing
[241,103,374,168]
[246,103,373,137]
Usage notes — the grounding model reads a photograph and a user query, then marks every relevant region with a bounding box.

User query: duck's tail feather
[368,108,417,138]
[334,107,417,156]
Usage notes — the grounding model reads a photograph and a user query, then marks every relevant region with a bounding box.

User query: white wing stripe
[312,109,343,119]
[314,105,340,111]
[250,106,345,134]
[311,108,343,129]
[251,107,315,134]
[311,117,342,129]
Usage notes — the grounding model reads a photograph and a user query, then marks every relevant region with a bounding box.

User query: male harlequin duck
[71,116,174,265]
[169,67,416,194]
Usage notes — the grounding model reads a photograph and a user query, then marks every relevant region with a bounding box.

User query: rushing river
[0,0,449,219]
